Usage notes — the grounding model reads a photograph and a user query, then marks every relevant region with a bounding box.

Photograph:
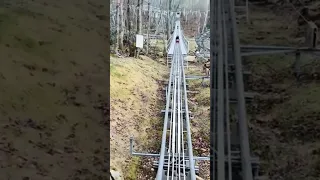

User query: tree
[119,0,124,51]
[115,0,120,52]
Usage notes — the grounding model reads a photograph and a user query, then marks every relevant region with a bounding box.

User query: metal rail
[129,1,258,179]
[157,44,191,179]
[129,0,319,179]
[156,42,196,180]
[154,13,198,180]
[206,0,319,180]
[130,14,208,179]
[210,0,258,179]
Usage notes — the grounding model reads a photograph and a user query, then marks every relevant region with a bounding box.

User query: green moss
[195,88,210,106]
[110,63,123,78]
[125,157,140,180]
[110,53,118,58]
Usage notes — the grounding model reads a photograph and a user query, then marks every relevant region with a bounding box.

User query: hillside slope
[0,1,108,179]
[239,5,320,180]
[110,56,167,179]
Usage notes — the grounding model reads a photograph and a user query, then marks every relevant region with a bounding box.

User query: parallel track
[210,0,259,179]
[156,41,196,179]
[155,1,261,179]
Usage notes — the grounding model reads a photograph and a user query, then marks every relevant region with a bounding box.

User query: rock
[110,170,123,180]
[157,52,163,57]
[201,148,208,153]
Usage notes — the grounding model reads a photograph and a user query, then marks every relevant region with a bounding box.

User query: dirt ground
[0,1,108,179]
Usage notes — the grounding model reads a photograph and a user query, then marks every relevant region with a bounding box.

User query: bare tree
[147,1,151,54]
[135,0,143,57]
[110,0,207,56]
[119,0,124,51]
[166,0,172,40]
[115,0,120,52]
[202,2,209,33]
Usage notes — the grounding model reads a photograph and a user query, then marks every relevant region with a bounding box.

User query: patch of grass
[125,157,141,180]
[110,55,167,178]
[140,111,164,150]
[187,38,197,52]
[271,84,320,142]
[110,53,118,58]
[110,63,124,79]
[154,39,165,49]
[248,55,294,75]
[187,79,202,87]
[279,84,320,116]
[195,88,210,106]
[186,66,204,76]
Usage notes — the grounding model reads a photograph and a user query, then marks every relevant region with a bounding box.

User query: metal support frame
[130,138,209,161]
[210,0,259,179]
[131,13,200,180]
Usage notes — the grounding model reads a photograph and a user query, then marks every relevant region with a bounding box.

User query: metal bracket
[306,21,318,48]
[197,44,320,57]
[130,137,209,161]
[130,137,160,157]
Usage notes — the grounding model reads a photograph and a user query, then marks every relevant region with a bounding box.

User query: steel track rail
[222,2,232,179]
[216,0,225,179]
[228,0,254,179]
[156,45,175,179]
[210,0,254,179]
[156,27,196,179]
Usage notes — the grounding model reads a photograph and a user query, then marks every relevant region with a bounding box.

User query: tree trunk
[197,11,201,34]
[126,0,130,32]
[139,0,143,34]
[202,10,208,33]
[126,0,135,57]
[166,0,171,40]
[147,1,151,55]
[155,13,163,35]
[134,1,138,34]
[115,1,120,52]
[119,0,124,51]
[135,0,143,58]
[126,0,131,42]
[136,0,142,34]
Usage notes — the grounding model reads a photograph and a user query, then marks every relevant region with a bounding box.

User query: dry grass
[110,56,167,179]
[187,38,197,52]
[185,65,210,179]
